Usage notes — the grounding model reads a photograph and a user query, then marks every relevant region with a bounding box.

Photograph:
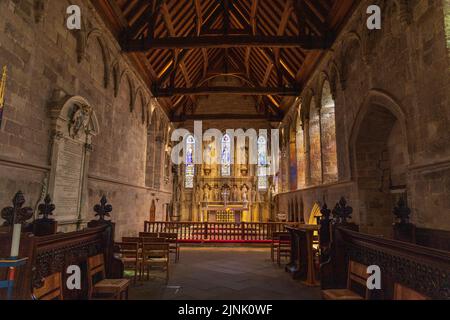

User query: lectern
[285,225,320,286]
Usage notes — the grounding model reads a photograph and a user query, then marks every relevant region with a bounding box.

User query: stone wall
[277,0,450,232]
[0,0,172,239]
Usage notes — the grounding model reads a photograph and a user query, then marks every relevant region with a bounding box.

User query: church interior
[0,0,449,302]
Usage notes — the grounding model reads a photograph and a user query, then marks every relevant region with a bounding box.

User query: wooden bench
[322,261,369,300]
[0,194,124,300]
[87,254,130,300]
[32,272,64,300]
[319,215,450,299]
[394,283,429,300]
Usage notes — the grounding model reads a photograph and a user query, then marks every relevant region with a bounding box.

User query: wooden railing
[144,221,297,242]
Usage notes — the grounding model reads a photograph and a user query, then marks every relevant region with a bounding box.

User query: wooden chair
[87,254,130,300]
[271,232,289,262]
[141,243,170,283]
[159,232,180,262]
[122,237,141,243]
[394,283,429,300]
[115,242,140,284]
[139,232,158,238]
[141,237,167,244]
[277,234,291,266]
[32,272,63,300]
[322,261,369,300]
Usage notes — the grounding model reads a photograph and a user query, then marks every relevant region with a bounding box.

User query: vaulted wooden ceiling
[92,0,356,122]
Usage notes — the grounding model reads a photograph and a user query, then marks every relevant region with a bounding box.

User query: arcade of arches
[0,0,449,300]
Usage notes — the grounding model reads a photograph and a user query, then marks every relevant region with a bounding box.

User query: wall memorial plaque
[48,93,98,232]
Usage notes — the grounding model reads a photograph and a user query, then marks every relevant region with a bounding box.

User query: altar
[201,202,250,223]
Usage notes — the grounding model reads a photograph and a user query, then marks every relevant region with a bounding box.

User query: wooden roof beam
[153,86,300,97]
[194,0,209,78]
[124,35,333,51]
[160,2,195,106]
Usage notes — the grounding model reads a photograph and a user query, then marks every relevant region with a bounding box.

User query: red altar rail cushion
[178,239,272,244]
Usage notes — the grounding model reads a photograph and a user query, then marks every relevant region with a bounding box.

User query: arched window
[257,136,268,190]
[185,135,195,188]
[221,134,231,176]
[320,80,338,183]
[309,98,322,185]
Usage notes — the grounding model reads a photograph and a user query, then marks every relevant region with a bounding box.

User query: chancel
[0,0,449,302]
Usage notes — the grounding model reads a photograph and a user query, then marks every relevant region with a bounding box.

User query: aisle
[129,246,321,300]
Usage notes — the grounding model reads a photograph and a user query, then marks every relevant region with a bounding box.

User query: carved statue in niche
[241,185,249,202]
[68,104,93,139]
[194,184,201,205]
[221,185,230,203]
[269,184,275,203]
[251,185,257,203]
[213,185,220,201]
[203,185,210,202]
[232,185,239,202]
[176,184,181,203]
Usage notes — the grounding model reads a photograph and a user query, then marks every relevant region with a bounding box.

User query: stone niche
[47,93,99,232]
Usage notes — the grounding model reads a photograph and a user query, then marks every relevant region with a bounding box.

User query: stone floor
[129,246,322,300]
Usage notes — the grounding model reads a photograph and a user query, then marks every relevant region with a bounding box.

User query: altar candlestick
[10,224,21,258]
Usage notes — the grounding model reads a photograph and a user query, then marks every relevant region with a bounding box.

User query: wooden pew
[322,260,369,300]
[320,214,450,299]
[393,283,429,300]
[317,197,450,300]
[0,193,124,300]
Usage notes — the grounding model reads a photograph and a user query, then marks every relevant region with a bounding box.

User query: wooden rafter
[124,35,333,51]
[153,86,300,97]
[92,0,356,121]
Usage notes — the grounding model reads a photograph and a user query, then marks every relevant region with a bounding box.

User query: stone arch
[309,92,322,186]
[118,70,135,112]
[319,78,338,183]
[349,90,409,237]
[153,118,166,189]
[50,94,99,138]
[339,32,366,89]
[295,101,307,189]
[147,100,157,127]
[349,89,408,160]
[327,60,341,97]
[146,110,159,188]
[85,29,111,89]
[72,13,88,63]
[134,87,147,124]
[301,87,315,120]
[112,61,121,97]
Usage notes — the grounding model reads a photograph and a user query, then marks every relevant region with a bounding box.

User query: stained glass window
[221,134,231,176]
[257,136,268,190]
[185,135,195,188]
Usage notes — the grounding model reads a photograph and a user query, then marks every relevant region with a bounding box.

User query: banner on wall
[0,66,7,128]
